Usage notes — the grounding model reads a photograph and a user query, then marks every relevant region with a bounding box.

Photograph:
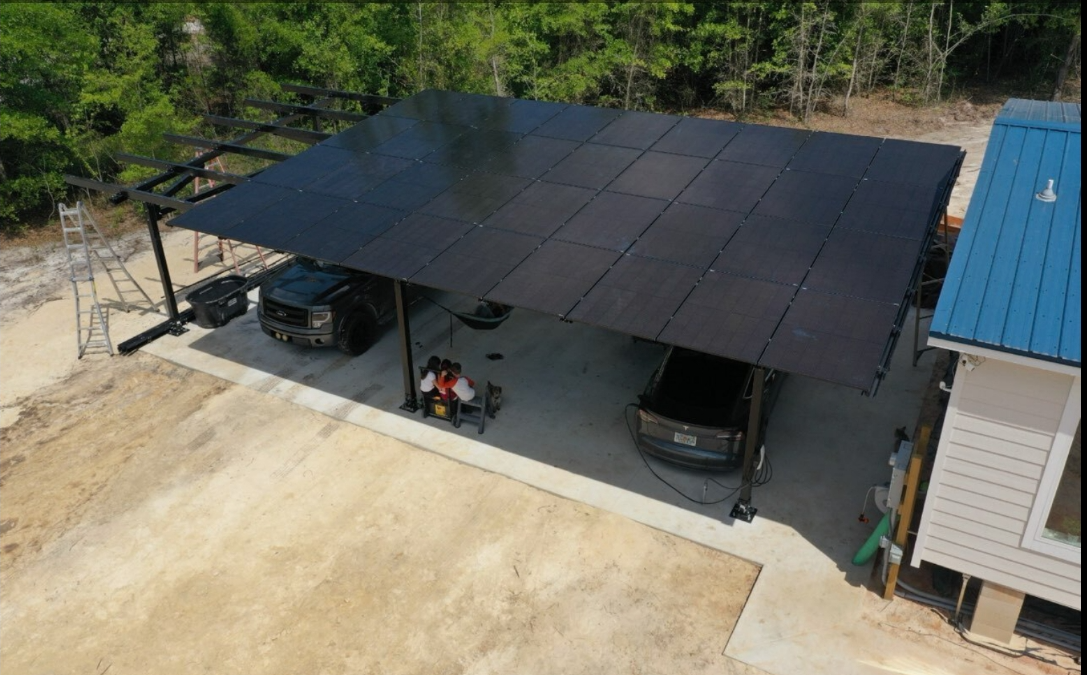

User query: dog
[486,382,502,419]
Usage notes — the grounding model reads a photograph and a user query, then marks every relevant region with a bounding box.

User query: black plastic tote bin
[186,275,248,329]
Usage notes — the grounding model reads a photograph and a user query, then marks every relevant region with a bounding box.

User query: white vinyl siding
[913,358,1081,610]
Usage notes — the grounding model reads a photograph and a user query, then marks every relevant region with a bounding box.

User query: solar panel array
[172,89,961,392]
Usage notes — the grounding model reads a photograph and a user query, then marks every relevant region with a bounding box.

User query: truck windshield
[297,257,352,276]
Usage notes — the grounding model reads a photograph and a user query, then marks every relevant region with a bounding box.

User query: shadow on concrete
[181,289,934,587]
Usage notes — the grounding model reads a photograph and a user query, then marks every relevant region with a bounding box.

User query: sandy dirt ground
[0,227,766,670]
[0,98,1073,675]
[1,350,760,674]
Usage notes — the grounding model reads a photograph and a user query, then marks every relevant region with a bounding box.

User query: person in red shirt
[435,359,456,400]
[449,362,476,401]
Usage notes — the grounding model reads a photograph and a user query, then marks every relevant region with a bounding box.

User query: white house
[912,99,1080,644]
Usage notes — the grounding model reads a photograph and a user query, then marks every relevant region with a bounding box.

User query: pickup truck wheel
[337,310,377,356]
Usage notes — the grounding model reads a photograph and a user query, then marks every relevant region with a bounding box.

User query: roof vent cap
[1036,179,1057,203]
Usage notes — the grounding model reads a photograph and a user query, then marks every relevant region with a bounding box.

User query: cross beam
[243,98,367,123]
[115,153,249,185]
[120,96,337,202]
[280,83,400,110]
[64,175,195,212]
[163,134,293,162]
[203,115,331,144]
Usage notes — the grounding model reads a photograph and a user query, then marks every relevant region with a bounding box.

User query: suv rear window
[651,349,751,427]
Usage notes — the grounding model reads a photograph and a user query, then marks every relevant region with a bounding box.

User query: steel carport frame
[68,86,963,521]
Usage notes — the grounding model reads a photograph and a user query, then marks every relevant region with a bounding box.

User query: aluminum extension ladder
[59,201,154,358]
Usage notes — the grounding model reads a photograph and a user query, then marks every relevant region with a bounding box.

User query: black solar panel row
[170,89,960,392]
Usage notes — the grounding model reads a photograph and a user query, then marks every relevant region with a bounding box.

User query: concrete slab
[143,269,949,674]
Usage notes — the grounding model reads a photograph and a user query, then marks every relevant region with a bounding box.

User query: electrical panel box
[888,440,913,510]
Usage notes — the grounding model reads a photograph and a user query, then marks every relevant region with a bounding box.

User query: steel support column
[145,205,181,321]
[395,281,419,412]
[731,366,764,522]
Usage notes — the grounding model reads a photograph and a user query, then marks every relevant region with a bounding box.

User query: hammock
[423,298,513,343]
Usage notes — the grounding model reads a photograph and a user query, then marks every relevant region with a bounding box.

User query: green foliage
[0,1,1080,230]
[0,3,95,223]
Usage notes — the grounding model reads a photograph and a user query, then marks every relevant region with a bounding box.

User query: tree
[0,4,95,225]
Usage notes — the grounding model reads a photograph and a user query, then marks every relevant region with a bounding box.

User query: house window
[1022,376,1081,563]
[1042,421,1080,548]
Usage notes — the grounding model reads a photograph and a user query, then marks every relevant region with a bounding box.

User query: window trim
[1021,375,1081,564]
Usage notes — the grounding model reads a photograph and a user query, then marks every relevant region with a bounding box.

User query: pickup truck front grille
[262,297,309,327]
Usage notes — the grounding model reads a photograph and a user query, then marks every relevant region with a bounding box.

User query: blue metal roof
[931,99,1081,367]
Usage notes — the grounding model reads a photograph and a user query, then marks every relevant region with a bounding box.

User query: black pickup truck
[258,257,396,356]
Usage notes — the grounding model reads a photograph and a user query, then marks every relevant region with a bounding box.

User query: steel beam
[163,134,293,162]
[126,96,335,202]
[145,205,181,321]
[203,115,331,144]
[64,175,194,212]
[243,98,367,123]
[280,83,400,110]
[732,367,765,522]
[394,281,419,412]
[115,153,249,185]
[118,309,194,354]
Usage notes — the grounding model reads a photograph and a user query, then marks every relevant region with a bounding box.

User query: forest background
[0,1,1080,233]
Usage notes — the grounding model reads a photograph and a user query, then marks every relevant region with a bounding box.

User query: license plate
[674,432,698,447]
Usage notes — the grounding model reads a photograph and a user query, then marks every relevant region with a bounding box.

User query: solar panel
[477,98,569,134]
[164,89,960,392]
[411,226,543,297]
[382,89,515,127]
[483,181,597,237]
[788,132,882,178]
[420,172,531,223]
[589,111,681,149]
[308,154,415,201]
[321,114,419,152]
[567,255,705,340]
[423,128,523,168]
[759,289,900,390]
[627,203,744,269]
[678,161,779,213]
[714,214,831,285]
[342,213,474,279]
[359,162,472,211]
[718,125,810,167]
[170,182,296,234]
[753,169,858,225]
[229,191,350,249]
[369,121,470,160]
[487,240,621,317]
[804,228,919,303]
[837,179,939,240]
[542,143,642,190]
[651,117,742,158]
[866,139,962,188]
[286,202,407,263]
[658,271,796,364]
[251,145,355,189]
[608,152,711,201]
[532,104,623,142]
[477,134,579,179]
[552,191,668,252]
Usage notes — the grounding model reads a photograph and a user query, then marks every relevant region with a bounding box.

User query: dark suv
[635,347,785,470]
[258,257,395,356]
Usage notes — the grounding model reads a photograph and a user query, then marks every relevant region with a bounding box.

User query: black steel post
[395,281,419,412]
[145,204,181,321]
[731,367,764,522]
